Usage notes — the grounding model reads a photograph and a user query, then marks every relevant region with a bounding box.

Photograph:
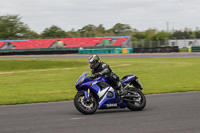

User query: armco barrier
[133,46,179,53]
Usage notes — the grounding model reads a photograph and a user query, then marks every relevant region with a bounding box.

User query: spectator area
[112,37,128,46]
[0,41,6,48]
[12,39,57,49]
[59,37,113,47]
[7,37,128,49]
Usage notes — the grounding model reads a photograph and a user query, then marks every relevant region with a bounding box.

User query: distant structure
[168,39,200,48]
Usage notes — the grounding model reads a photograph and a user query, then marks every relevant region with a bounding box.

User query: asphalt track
[0,91,200,133]
[0,53,200,133]
[0,52,200,58]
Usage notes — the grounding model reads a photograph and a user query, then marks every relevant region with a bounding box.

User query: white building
[168,39,200,48]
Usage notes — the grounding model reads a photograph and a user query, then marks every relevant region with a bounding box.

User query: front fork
[88,88,90,98]
[87,88,91,102]
[80,89,92,102]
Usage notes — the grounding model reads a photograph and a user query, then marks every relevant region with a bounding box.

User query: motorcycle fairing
[121,75,137,84]
[76,72,137,109]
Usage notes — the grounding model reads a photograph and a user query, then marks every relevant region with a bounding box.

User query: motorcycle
[74,72,146,114]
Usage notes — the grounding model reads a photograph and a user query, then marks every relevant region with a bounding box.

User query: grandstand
[0,41,6,48]
[112,37,128,46]
[0,36,130,50]
[11,39,58,49]
[0,36,132,55]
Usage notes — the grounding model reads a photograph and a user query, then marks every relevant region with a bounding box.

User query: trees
[67,28,79,38]
[190,30,200,39]
[151,31,171,41]
[112,23,131,35]
[1,14,200,41]
[78,24,96,37]
[0,15,38,39]
[95,24,106,37]
[41,25,66,38]
[172,30,191,39]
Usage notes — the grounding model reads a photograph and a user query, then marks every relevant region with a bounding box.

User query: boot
[118,83,124,97]
[115,91,121,103]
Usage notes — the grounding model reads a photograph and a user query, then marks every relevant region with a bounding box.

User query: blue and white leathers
[75,72,137,109]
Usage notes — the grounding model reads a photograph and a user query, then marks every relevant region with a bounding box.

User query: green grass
[0,59,87,71]
[179,48,188,52]
[0,58,200,105]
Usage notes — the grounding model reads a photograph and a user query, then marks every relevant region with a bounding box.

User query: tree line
[1,15,200,41]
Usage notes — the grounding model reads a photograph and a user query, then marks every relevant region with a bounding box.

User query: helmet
[88,55,101,69]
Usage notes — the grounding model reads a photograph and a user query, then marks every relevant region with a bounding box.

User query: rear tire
[124,87,146,111]
[74,92,98,115]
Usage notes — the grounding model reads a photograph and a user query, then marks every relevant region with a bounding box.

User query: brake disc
[80,97,94,109]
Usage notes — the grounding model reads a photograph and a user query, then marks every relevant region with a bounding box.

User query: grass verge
[0,58,199,105]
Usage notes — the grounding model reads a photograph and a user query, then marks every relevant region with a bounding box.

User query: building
[168,39,200,48]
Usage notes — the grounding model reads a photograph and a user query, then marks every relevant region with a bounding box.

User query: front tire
[124,87,146,111]
[74,92,98,115]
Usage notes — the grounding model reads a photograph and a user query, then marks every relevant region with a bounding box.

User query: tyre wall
[133,46,179,53]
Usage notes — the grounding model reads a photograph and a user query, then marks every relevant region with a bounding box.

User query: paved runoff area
[0,91,200,133]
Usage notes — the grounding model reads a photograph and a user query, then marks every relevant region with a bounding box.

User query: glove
[94,73,101,78]
[90,75,96,79]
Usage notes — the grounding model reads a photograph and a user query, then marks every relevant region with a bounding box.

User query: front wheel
[123,87,146,111]
[74,92,98,115]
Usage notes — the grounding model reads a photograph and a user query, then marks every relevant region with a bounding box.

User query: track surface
[0,53,199,133]
[0,52,200,58]
[0,91,200,133]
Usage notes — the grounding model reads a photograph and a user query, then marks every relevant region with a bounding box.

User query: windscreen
[77,72,89,81]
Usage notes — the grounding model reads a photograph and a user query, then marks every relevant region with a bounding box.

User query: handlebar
[88,75,96,79]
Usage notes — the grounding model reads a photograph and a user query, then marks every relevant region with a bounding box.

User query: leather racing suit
[91,62,122,91]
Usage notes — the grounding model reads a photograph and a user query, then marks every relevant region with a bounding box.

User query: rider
[88,55,124,98]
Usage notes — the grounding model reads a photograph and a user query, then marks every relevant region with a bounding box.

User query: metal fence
[132,39,168,48]
[133,39,200,48]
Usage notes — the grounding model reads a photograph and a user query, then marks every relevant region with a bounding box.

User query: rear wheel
[123,87,146,111]
[74,92,98,115]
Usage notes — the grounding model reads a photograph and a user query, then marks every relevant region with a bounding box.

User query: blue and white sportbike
[74,72,146,114]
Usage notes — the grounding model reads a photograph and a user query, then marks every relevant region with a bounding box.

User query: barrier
[188,46,192,52]
[79,48,127,54]
[79,49,111,54]
[0,48,78,55]
[133,46,179,53]
[122,48,127,53]
[114,48,122,53]
[192,46,200,52]
[78,48,133,54]
[0,46,122,55]
[0,47,134,55]
[126,48,133,53]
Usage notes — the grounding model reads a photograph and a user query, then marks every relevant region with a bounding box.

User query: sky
[0,0,200,33]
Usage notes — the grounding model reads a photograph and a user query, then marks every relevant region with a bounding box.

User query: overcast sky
[0,0,199,33]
